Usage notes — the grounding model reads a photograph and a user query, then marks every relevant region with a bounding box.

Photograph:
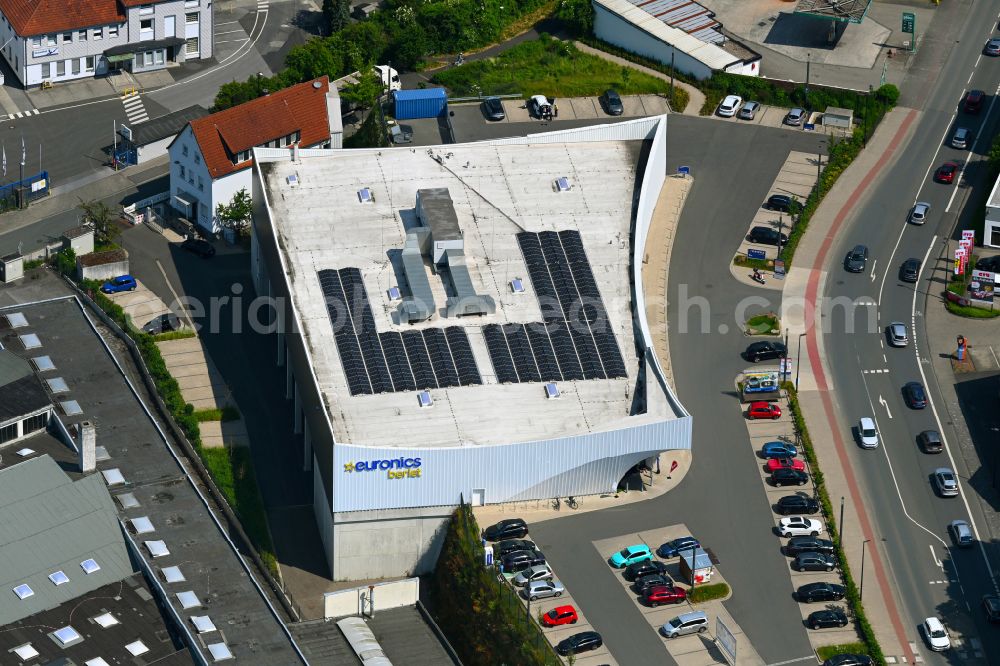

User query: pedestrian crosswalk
[257,0,268,10]
[122,91,148,125]
[4,109,39,120]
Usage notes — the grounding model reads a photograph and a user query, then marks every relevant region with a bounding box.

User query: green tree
[340,68,383,108]
[323,0,350,35]
[215,188,254,237]
[78,199,119,246]
[555,0,593,36]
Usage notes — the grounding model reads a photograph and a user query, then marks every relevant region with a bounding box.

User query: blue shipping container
[394,88,448,120]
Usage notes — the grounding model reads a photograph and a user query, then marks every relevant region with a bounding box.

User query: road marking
[883,353,887,363]
[870,258,878,282]
[155,259,192,328]
[930,545,942,568]
[766,656,816,666]
[990,345,999,367]
[215,29,246,35]
[878,394,892,419]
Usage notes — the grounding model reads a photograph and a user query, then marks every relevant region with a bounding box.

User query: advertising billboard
[743,369,779,394]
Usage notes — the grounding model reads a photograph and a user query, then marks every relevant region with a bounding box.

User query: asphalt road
[819,0,1000,662]
[530,116,826,666]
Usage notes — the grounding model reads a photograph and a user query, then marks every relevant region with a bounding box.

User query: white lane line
[878,394,893,419]
[767,656,817,666]
[930,545,942,568]
[911,235,999,595]
[215,29,246,35]
[968,71,974,84]
[990,345,999,367]
[883,354,887,363]
[870,258,878,281]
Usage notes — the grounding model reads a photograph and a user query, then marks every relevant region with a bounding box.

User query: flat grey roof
[260,138,664,448]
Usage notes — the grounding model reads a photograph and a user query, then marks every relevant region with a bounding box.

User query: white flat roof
[260,134,665,448]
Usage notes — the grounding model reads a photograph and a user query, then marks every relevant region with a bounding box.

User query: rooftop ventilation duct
[443,249,495,317]
[396,229,435,324]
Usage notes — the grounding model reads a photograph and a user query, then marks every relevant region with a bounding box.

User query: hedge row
[782,382,885,663]
[688,582,730,604]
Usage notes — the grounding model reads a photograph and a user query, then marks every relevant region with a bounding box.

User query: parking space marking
[767,656,817,666]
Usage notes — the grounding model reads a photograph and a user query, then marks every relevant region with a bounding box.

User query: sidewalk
[781,106,921,664]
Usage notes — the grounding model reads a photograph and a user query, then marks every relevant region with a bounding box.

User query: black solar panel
[483,324,519,384]
[503,323,541,383]
[340,269,393,394]
[423,328,460,388]
[525,323,562,382]
[402,330,438,390]
[380,332,416,392]
[445,327,482,386]
[548,320,584,381]
[318,270,372,395]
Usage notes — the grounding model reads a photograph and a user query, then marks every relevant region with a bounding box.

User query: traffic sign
[902,12,915,33]
[747,248,766,260]
[677,166,690,176]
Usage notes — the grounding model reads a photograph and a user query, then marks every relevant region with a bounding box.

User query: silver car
[513,564,553,586]
[909,202,930,225]
[739,101,760,120]
[522,579,564,601]
[949,520,974,547]
[887,322,908,347]
[934,468,959,497]
[785,107,806,126]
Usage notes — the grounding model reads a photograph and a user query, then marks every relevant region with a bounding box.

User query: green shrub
[688,582,729,603]
[578,37,694,112]
[54,248,76,278]
[945,300,1000,318]
[23,258,45,270]
[344,108,389,148]
[153,328,196,341]
[817,643,868,660]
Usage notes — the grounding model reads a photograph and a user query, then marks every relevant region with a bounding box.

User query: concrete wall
[137,135,174,164]
[332,506,452,581]
[63,231,95,256]
[78,258,130,281]
[323,577,419,618]
[313,457,335,578]
[593,5,713,80]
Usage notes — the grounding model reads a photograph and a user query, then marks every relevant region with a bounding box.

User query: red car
[748,401,782,420]
[766,457,806,472]
[541,605,578,627]
[934,162,958,184]
[644,585,687,607]
[964,89,984,113]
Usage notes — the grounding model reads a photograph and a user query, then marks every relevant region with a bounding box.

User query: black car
[601,89,624,116]
[844,244,868,273]
[765,194,799,213]
[484,518,528,541]
[807,608,849,630]
[793,552,837,572]
[141,313,181,335]
[900,258,920,283]
[744,340,787,363]
[500,549,545,573]
[771,469,809,487]
[917,430,943,454]
[556,631,603,656]
[983,595,1000,623]
[494,539,535,559]
[482,96,505,121]
[747,226,788,246]
[785,536,835,556]
[902,381,927,409]
[975,255,1000,272]
[775,494,820,515]
[182,237,216,258]
[822,655,873,666]
[656,536,699,558]
[623,559,670,581]
[634,573,671,595]
[797,582,846,603]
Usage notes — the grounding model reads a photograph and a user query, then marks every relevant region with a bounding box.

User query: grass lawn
[432,35,669,99]
[733,255,773,271]
[816,643,867,660]
[746,313,780,335]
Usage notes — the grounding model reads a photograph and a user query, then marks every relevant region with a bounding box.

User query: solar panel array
[318,268,482,396]
[482,230,627,384]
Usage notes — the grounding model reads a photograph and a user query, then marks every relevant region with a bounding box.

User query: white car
[777,516,823,537]
[530,94,552,118]
[717,95,742,118]
[858,417,878,449]
[923,616,950,651]
[909,202,930,225]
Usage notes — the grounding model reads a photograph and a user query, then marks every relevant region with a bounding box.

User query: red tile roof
[0,0,125,36]
[189,77,334,180]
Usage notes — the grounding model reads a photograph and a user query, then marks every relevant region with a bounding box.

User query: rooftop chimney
[78,421,96,473]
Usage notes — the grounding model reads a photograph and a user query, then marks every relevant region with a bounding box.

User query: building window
[140,19,153,40]
[94,28,103,40]
[186,12,198,24]
[78,30,87,41]
[0,422,16,444]
[179,165,186,179]
[62,32,72,43]
[40,63,50,79]
[185,0,199,6]
[154,50,164,65]
[185,37,198,55]
[31,37,41,48]
[22,412,47,434]
[109,25,118,38]
[198,176,203,190]
[45,34,56,46]
[139,3,154,14]
[56,60,65,76]
[194,153,200,164]
[72,59,80,75]
[182,144,188,157]
[85,56,95,72]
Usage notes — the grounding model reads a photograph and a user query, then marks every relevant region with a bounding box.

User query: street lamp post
[805,53,811,97]
[839,496,844,544]
[860,539,871,599]
[795,332,806,392]
[783,327,789,381]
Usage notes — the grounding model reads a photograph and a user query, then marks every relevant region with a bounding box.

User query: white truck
[333,65,400,92]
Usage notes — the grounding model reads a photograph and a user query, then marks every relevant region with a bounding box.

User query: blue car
[656,536,699,558]
[101,275,137,293]
[761,441,797,459]
[609,544,652,568]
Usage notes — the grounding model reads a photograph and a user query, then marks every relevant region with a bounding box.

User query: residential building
[168,76,342,235]
[0,0,213,87]
[0,321,52,448]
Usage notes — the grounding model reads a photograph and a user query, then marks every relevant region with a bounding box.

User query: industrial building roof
[629,0,723,44]
[257,124,674,449]
[0,349,49,423]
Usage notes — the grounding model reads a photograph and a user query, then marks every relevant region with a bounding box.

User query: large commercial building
[249,116,691,580]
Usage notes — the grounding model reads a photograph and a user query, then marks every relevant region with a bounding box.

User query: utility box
[394,88,448,120]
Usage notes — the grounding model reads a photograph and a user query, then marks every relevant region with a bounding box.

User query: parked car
[494,539,535,558]
[762,441,798,459]
[482,96,505,121]
[899,258,921,282]
[794,552,837,571]
[917,430,943,454]
[949,520,974,548]
[887,322,909,347]
[601,89,624,116]
[909,202,930,225]
[766,457,806,473]
[922,616,950,651]
[390,123,413,144]
[501,549,545,573]
[748,401,782,420]
[484,518,528,541]
[644,585,687,607]
[634,573,671,595]
[181,237,216,258]
[744,340,786,363]
[522,579,564,601]
[530,94,552,118]
[797,582,846,602]
[746,226,788,246]
[983,595,1000,623]
[951,126,971,149]
[784,107,806,126]
[858,417,879,449]
[541,605,578,627]
[661,611,709,638]
[807,608,849,629]
[934,162,958,184]
[933,468,959,497]
[624,559,670,581]
[739,100,760,120]
[822,655,873,666]
[765,194,795,212]
[771,469,809,486]
[717,95,742,117]
[976,255,1000,272]
[902,381,927,409]
[141,313,181,335]
[964,89,984,113]
[101,275,137,293]
[844,244,869,273]
[775,494,819,515]
[512,564,553,586]
[656,536,699,558]
[556,631,602,656]
[609,544,652,568]
[785,536,835,556]
[985,37,1000,55]
[777,516,823,537]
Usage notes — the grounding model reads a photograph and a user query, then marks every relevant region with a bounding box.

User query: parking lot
[101,276,173,328]
[712,101,853,139]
